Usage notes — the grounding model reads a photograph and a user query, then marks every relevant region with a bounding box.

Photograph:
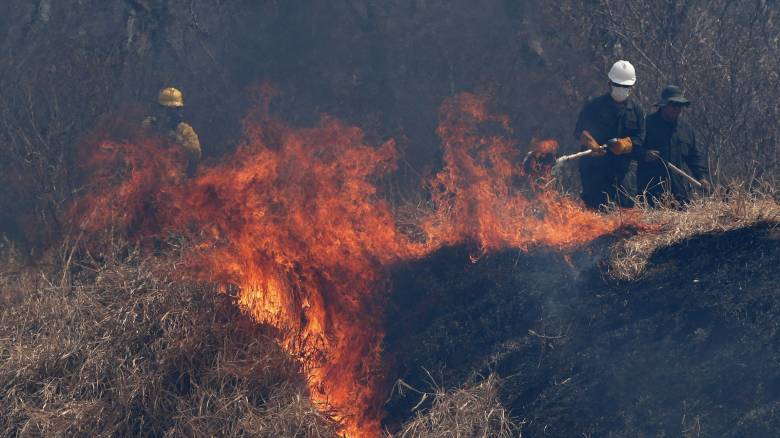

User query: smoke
[69,87,639,436]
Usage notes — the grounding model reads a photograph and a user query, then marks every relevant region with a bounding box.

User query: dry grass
[0,236,31,307]
[610,185,780,280]
[392,373,519,438]
[1,235,525,438]
[0,240,337,437]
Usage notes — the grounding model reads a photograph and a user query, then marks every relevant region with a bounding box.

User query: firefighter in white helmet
[142,87,202,173]
[573,60,646,210]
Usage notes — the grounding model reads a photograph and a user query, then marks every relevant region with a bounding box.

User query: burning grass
[0,237,529,437]
[0,240,338,437]
[610,185,780,280]
[66,90,632,436]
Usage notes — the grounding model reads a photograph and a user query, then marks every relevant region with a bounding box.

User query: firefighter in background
[636,85,710,205]
[143,87,202,172]
[573,60,646,210]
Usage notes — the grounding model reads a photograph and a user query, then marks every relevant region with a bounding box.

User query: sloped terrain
[385,224,780,436]
[0,246,337,437]
[2,3,780,436]
[3,211,779,437]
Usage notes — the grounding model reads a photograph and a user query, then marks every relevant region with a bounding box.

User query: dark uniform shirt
[573,93,646,209]
[637,111,707,203]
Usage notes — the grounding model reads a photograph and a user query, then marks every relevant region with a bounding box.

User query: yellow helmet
[158,87,184,107]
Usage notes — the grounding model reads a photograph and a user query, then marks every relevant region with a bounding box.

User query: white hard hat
[608,60,636,86]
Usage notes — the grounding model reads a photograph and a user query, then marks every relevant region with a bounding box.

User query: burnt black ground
[384,224,780,436]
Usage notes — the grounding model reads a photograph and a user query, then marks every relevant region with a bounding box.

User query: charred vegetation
[2,1,780,437]
[385,220,780,436]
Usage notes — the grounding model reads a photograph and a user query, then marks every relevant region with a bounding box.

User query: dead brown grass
[392,373,519,438]
[2,236,526,438]
[610,186,780,280]
[0,240,337,437]
[0,236,31,307]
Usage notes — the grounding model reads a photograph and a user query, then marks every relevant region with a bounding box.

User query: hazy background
[2,0,778,251]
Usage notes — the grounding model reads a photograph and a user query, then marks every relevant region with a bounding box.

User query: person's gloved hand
[176,122,202,163]
[607,137,633,155]
[580,130,606,157]
[699,179,712,192]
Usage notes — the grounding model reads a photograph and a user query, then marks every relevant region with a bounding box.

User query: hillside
[2,197,779,437]
[0,245,339,436]
[386,216,780,436]
[2,1,780,437]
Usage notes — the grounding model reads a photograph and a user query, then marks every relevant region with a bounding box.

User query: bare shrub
[542,1,780,187]
[0,30,124,251]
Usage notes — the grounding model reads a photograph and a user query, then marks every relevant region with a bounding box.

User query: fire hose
[554,146,604,164]
[555,142,702,188]
[664,162,702,188]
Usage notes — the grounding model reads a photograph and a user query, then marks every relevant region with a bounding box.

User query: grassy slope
[385,202,780,436]
[0,245,336,437]
[2,196,779,437]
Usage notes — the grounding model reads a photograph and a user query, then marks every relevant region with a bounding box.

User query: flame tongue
[172,112,414,436]
[424,93,625,252]
[73,91,635,437]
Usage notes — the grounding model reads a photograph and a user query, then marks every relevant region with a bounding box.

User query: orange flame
[72,90,639,437]
[423,93,629,252]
